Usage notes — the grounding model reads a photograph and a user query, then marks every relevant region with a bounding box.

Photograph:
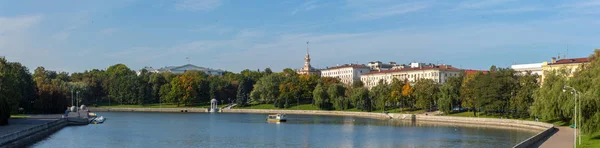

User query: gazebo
[210,98,219,112]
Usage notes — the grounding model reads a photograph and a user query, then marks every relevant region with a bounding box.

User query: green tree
[236,78,252,107]
[389,78,404,109]
[327,84,349,110]
[461,71,483,116]
[566,49,600,133]
[105,64,139,105]
[531,70,573,122]
[352,80,364,88]
[250,74,284,104]
[312,83,332,110]
[438,76,462,114]
[510,72,538,118]
[414,79,439,111]
[350,87,371,111]
[264,68,273,75]
[370,80,391,111]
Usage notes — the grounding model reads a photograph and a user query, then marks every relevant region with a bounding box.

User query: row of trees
[0,59,275,125]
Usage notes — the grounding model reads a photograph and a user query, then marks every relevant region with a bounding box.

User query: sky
[1,0,599,73]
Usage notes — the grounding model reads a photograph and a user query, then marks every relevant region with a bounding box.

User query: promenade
[540,126,574,148]
[0,114,62,137]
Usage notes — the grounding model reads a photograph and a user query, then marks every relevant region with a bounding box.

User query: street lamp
[563,85,581,147]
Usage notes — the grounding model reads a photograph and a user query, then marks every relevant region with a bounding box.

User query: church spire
[306,41,309,56]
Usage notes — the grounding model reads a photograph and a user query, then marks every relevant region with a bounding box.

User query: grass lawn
[10,114,30,118]
[580,132,600,148]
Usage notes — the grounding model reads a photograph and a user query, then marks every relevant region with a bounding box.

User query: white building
[320,64,371,86]
[510,63,543,76]
[361,63,463,88]
[367,61,397,70]
[137,64,225,76]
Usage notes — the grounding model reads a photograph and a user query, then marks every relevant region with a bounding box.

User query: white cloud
[291,0,325,15]
[0,15,43,53]
[455,0,515,9]
[483,7,541,14]
[175,0,222,12]
[355,3,428,20]
[560,0,600,8]
[344,1,429,20]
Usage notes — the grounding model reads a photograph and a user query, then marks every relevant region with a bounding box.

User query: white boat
[267,114,287,122]
[91,116,106,124]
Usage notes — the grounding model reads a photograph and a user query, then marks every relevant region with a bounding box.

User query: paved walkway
[540,126,575,148]
[0,114,61,137]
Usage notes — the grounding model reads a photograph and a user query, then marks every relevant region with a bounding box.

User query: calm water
[32,112,536,148]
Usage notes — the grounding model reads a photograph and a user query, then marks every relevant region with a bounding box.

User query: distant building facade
[321,64,371,85]
[137,64,224,76]
[367,61,397,70]
[511,63,543,76]
[361,63,462,88]
[540,57,589,83]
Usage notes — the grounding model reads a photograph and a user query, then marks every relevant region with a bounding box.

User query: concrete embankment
[388,113,556,148]
[88,107,389,119]
[0,119,67,148]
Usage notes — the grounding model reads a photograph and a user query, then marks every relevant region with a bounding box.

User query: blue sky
[1,0,599,73]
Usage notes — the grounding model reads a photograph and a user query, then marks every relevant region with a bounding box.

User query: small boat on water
[91,116,106,124]
[267,114,287,122]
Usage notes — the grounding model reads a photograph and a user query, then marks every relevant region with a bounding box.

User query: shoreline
[88,107,554,148]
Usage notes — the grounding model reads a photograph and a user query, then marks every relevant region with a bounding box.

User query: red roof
[325,64,369,70]
[550,58,589,65]
[363,65,460,75]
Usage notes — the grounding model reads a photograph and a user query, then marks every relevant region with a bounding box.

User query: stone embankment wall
[88,107,389,119]
[388,113,555,148]
[0,119,67,148]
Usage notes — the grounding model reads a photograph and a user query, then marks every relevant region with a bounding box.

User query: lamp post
[563,85,581,147]
[71,90,74,107]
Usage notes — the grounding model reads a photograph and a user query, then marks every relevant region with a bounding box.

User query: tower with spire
[297,41,320,75]
[303,41,311,71]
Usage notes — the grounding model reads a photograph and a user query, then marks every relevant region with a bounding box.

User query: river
[32,112,536,148]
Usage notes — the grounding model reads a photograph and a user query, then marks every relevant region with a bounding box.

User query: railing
[0,118,66,147]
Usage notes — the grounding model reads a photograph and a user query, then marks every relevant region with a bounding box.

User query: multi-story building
[137,64,224,76]
[361,63,462,88]
[511,63,543,76]
[367,61,397,70]
[540,57,589,83]
[321,64,371,86]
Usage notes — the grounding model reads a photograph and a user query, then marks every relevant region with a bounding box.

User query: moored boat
[267,114,287,122]
[91,116,106,124]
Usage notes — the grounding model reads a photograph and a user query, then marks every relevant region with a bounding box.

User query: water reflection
[32,112,537,148]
